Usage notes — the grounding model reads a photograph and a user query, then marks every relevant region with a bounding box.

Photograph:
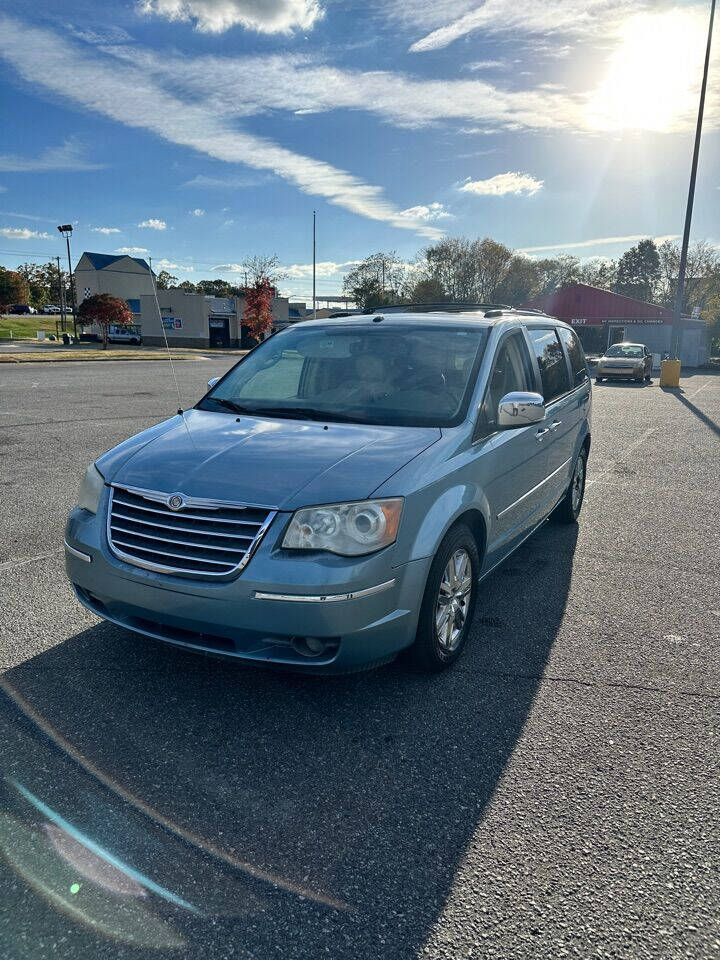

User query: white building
[74,252,156,320]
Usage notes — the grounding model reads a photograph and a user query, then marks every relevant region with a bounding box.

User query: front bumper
[596,365,645,379]
[65,500,430,673]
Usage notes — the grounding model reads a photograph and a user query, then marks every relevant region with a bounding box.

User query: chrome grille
[107,485,276,577]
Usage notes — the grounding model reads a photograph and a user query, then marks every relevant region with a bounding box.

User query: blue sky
[0,0,718,300]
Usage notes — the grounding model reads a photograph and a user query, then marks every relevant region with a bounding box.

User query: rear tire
[553,449,587,524]
[406,524,479,673]
[644,374,651,381]
[595,377,603,383]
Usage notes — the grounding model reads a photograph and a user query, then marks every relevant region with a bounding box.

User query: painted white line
[686,380,711,399]
[586,427,656,486]
[0,548,62,571]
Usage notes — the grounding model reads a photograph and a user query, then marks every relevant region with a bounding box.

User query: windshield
[199,324,489,427]
[606,344,643,358]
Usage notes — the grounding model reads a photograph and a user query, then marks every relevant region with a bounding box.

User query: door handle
[535,427,550,441]
[549,420,562,432]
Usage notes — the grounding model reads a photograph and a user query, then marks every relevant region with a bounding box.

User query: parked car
[11,304,36,315]
[65,309,591,675]
[42,304,61,314]
[595,342,652,382]
[107,323,142,345]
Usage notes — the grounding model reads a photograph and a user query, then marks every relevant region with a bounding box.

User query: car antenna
[149,255,183,412]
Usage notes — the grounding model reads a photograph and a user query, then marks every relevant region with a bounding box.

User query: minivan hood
[106,409,440,510]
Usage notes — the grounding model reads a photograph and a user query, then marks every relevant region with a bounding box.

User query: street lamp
[57,224,78,341]
[667,0,716,382]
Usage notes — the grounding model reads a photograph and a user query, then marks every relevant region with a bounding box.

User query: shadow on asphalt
[1,523,578,959]
[661,387,720,438]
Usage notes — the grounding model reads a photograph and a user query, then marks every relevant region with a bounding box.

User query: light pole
[312,210,317,320]
[57,224,77,341]
[669,0,716,373]
[55,255,66,333]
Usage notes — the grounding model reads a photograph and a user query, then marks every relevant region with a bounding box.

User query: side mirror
[207,377,220,389]
[498,391,545,429]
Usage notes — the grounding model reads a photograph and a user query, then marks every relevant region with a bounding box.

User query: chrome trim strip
[110,483,276,512]
[109,523,250,554]
[254,579,396,603]
[64,540,92,563]
[110,511,256,540]
[496,457,572,520]
[112,497,266,526]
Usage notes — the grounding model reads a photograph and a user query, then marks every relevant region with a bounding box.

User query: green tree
[615,239,660,302]
[343,252,407,310]
[407,276,447,303]
[534,256,581,295]
[494,254,541,305]
[0,268,29,312]
[77,294,132,349]
[580,257,618,291]
[156,270,178,290]
[177,280,197,292]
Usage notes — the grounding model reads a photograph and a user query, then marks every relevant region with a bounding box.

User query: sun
[587,9,707,134]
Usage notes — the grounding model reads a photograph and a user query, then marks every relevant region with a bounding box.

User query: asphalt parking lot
[1,359,718,960]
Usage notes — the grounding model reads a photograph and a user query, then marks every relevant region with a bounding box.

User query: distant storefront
[523,283,708,366]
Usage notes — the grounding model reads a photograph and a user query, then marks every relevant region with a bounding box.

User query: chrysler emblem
[168,494,184,511]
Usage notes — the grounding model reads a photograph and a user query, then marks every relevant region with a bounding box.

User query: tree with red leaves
[242,277,275,341]
[77,294,132,349]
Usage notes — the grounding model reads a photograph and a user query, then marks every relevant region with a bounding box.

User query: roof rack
[366,302,511,315]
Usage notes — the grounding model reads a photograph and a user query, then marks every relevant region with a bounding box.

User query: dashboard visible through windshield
[199,325,489,427]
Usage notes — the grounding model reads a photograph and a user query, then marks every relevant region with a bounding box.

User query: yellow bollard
[659,358,681,388]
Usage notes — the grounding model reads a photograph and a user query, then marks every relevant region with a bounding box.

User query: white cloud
[396,202,452,223]
[460,172,544,197]
[407,0,641,52]
[520,234,679,254]
[0,226,52,239]
[138,218,167,230]
[154,257,194,271]
[282,260,360,279]
[115,246,150,254]
[0,210,57,222]
[189,208,205,216]
[107,44,587,134]
[0,139,103,172]
[92,225,121,234]
[0,18,451,237]
[138,0,323,34]
[182,173,261,188]
[464,60,507,72]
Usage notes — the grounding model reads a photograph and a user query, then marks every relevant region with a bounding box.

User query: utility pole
[670,0,715,366]
[55,256,66,333]
[57,224,77,340]
[312,210,317,320]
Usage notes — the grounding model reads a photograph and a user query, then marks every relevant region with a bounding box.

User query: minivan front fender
[394,483,491,567]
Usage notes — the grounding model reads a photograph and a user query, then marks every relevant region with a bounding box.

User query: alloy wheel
[435,548,472,652]
[571,456,586,513]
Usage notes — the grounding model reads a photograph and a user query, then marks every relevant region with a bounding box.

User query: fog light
[291,636,327,658]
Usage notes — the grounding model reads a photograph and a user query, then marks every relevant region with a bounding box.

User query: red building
[523,283,706,366]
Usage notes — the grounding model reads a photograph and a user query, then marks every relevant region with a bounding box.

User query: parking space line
[0,548,62,571]
[586,427,656,486]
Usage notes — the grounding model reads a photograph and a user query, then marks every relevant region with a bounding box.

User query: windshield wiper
[236,405,363,423]
[205,397,251,415]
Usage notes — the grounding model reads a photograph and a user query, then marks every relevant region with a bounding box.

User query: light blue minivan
[65,309,591,673]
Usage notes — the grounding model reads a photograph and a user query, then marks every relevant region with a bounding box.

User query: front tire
[407,524,479,673]
[595,377,603,383]
[553,449,587,524]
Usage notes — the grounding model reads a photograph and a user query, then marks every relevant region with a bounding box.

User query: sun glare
[587,10,706,133]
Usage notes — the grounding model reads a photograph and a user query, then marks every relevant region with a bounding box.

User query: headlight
[282,499,403,556]
[77,463,105,514]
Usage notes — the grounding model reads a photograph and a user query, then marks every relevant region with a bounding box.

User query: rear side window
[528,328,571,402]
[558,327,589,387]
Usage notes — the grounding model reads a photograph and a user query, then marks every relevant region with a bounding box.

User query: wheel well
[583,433,591,456]
[451,509,487,563]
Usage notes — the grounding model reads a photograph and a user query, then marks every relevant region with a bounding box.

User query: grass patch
[0,350,207,363]
[0,314,73,340]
